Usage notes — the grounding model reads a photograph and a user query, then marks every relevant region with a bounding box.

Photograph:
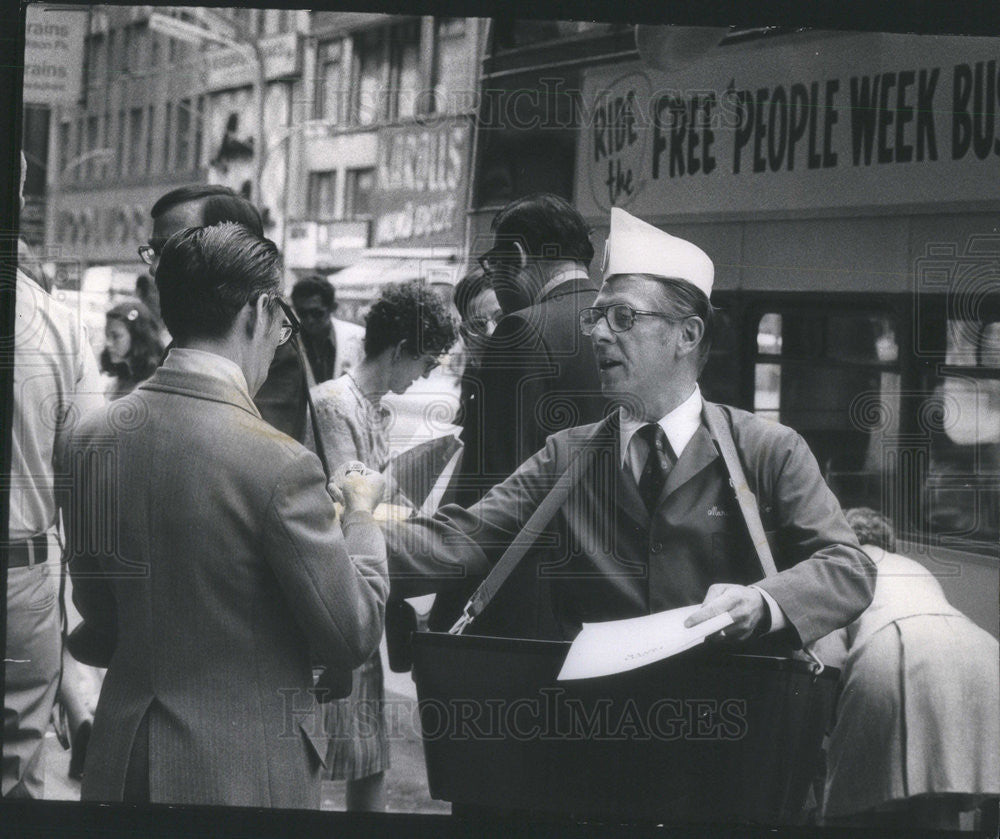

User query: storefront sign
[23,5,87,105]
[203,32,300,91]
[371,118,470,248]
[52,202,149,261]
[575,32,1000,219]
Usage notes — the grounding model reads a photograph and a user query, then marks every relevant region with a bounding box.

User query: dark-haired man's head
[143,185,264,277]
[291,275,337,342]
[155,222,289,395]
[481,193,594,314]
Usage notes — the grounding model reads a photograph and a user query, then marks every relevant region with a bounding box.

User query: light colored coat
[65,360,388,807]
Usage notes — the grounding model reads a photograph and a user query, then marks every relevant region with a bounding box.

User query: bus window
[700,305,743,407]
[922,318,1000,551]
[751,309,900,511]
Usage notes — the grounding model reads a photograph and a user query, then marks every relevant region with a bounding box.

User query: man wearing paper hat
[376,205,873,658]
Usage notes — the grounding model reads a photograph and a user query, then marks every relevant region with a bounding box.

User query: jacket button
[651,541,663,553]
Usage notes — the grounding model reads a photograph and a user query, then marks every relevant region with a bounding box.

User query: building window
[59,121,71,180]
[128,106,144,174]
[920,315,1000,550]
[233,9,251,34]
[192,96,204,171]
[388,20,421,121]
[307,170,337,220]
[176,98,192,171]
[345,167,375,219]
[163,102,173,171]
[101,110,111,179]
[150,32,159,66]
[752,309,900,515]
[145,104,156,173]
[119,25,131,72]
[432,17,468,114]
[315,40,343,123]
[127,24,143,74]
[116,109,125,177]
[107,29,116,78]
[276,10,290,33]
[352,27,386,126]
[88,33,106,82]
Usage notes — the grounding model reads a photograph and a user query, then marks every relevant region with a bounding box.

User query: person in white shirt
[5,154,105,797]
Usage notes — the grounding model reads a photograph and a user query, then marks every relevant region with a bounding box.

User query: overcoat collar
[138,365,261,419]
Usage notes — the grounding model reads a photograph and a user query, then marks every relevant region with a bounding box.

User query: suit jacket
[455,275,605,502]
[389,404,875,646]
[65,361,388,807]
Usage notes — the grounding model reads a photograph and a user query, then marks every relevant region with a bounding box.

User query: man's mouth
[598,358,623,371]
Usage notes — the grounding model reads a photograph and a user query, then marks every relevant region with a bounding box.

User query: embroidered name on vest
[707,505,728,517]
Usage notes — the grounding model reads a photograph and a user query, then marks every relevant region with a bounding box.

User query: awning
[329,255,461,292]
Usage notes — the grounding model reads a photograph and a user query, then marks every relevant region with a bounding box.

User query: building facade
[284,13,484,321]
[43,6,305,290]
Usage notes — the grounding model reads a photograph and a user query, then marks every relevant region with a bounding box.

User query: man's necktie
[637,423,674,513]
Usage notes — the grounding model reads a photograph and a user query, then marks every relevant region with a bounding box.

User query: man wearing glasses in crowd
[65,222,388,807]
[379,207,874,652]
[138,185,313,442]
[440,195,607,635]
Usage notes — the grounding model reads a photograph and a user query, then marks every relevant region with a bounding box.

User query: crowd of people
[5,160,998,829]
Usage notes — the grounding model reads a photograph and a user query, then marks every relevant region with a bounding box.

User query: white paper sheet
[557,605,735,681]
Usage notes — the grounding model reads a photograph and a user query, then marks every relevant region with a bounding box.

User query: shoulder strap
[702,402,779,579]
[293,336,329,477]
[449,431,600,634]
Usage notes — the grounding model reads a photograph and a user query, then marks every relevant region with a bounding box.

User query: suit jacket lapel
[598,411,650,530]
[657,424,719,507]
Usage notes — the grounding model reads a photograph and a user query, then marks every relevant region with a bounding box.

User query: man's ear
[246,294,269,339]
[392,339,408,361]
[512,240,528,271]
[676,316,705,359]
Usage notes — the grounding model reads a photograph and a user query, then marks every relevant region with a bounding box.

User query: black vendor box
[411,631,839,824]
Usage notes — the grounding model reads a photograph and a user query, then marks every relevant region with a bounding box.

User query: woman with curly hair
[306,279,458,811]
[100,298,164,401]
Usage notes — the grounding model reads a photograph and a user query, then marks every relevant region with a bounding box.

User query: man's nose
[589,314,615,344]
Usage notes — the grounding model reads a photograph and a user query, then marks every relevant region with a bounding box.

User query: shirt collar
[162,347,254,407]
[536,265,593,302]
[619,385,703,466]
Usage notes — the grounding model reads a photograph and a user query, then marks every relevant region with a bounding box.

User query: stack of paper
[557,605,734,681]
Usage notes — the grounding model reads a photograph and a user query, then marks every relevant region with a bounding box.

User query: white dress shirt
[618,385,787,633]
[10,271,105,539]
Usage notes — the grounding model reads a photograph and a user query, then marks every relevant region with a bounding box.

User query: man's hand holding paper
[684,583,771,642]
[557,605,735,681]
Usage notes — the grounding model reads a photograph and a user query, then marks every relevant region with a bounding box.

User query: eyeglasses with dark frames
[477,246,521,277]
[274,298,301,346]
[579,304,685,336]
[137,244,158,265]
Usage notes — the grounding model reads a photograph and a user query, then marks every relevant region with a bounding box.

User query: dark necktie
[637,423,674,513]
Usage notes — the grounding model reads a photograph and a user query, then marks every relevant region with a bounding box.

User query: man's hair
[844,507,897,552]
[155,222,281,343]
[491,193,595,267]
[291,274,336,310]
[452,267,492,321]
[151,185,264,236]
[634,275,715,372]
[363,280,459,359]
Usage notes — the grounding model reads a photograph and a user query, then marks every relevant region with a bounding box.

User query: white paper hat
[601,207,714,299]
